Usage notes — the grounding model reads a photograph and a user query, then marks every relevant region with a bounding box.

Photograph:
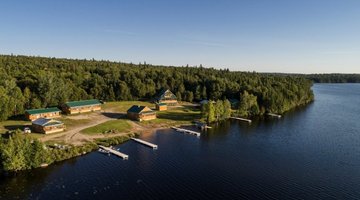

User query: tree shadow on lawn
[101,112,126,119]
[4,125,29,131]
[157,112,201,121]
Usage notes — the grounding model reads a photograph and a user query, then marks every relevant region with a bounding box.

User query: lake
[1,84,360,200]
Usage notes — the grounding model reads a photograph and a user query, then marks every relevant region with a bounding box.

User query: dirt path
[39,108,126,145]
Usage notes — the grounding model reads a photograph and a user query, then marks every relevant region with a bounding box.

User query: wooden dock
[267,113,282,118]
[99,145,129,160]
[171,127,201,137]
[230,117,252,123]
[131,138,158,149]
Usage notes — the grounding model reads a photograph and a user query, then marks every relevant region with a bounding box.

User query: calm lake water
[1,84,360,200]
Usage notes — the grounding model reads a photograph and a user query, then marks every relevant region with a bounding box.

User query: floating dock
[171,127,201,137]
[131,138,158,149]
[99,145,129,160]
[267,113,282,118]
[230,117,252,123]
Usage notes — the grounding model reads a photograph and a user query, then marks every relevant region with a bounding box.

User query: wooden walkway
[99,145,129,160]
[131,138,158,149]
[171,127,201,137]
[267,113,282,118]
[230,117,252,123]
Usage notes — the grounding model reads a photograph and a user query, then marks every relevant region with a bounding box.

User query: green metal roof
[65,99,101,108]
[26,107,61,115]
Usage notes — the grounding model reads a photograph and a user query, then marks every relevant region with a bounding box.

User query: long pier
[267,113,282,118]
[99,145,129,160]
[131,138,158,149]
[230,117,252,123]
[171,127,201,137]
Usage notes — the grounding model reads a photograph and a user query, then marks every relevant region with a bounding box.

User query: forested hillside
[305,74,360,83]
[0,55,314,120]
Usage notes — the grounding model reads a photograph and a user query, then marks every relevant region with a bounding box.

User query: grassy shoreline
[0,102,202,172]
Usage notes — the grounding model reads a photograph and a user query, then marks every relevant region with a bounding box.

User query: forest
[0,54,314,121]
[305,74,360,83]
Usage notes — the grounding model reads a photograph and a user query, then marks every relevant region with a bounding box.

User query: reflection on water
[1,84,360,199]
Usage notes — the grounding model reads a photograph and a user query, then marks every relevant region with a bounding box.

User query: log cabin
[155,89,178,106]
[32,118,65,134]
[62,99,101,114]
[156,102,167,111]
[127,105,157,121]
[25,107,61,121]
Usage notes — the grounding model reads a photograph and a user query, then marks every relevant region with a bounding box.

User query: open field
[102,101,155,113]
[81,119,132,135]
[141,105,201,126]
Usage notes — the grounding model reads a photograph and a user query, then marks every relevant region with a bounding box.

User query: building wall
[127,112,140,121]
[156,104,167,111]
[159,100,178,106]
[64,105,101,114]
[26,112,61,121]
[127,112,156,121]
[32,124,65,134]
[139,113,157,121]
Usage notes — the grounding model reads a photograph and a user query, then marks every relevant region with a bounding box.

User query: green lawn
[0,120,31,134]
[102,101,155,113]
[141,106,202,126]
[60,117,92,129]
[81,119,132,135]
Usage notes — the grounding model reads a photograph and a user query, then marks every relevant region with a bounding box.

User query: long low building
[62,99,101,114]
[32,118,65,134]
[25,107,61,121]
[127,105,157,121]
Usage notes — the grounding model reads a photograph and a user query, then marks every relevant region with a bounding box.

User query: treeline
[305,74,360,83]
[0,54,314,121]
[0,131,95,171]
[201,100,232,123]
[0,131,136,172]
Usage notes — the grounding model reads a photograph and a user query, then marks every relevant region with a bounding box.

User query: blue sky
[1,0,360,73]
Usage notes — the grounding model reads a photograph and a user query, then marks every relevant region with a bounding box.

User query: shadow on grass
[101,112,126,119]
[157,112,201,121]
[4,125,28,131]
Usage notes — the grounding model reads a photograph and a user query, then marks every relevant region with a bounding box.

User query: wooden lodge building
[32,118,65,134]
[62,99,101,114]
[156,102,167,111]
[127,105,157,121]
[25,107,61,121]
[155,89,178,106]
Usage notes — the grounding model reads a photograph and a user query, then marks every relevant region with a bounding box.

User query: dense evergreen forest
[305,74,360,83]
[0,54,314,121]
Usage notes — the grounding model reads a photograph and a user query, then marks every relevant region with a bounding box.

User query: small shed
[127,105,157,121]
[25,107,61,121]
[156,103,167,111]
[32,118,65,134]
[62,99,101,114]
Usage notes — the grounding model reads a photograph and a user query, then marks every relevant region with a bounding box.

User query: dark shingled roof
[65,99,101,108]
[127,105,147,114]
[26,107,61,115]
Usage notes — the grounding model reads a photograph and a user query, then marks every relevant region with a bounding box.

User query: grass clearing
[60,117,92,129]
[81,119,132,135]
[0,120,31,134]
[102,101,155,113]
[141,106,201,126]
